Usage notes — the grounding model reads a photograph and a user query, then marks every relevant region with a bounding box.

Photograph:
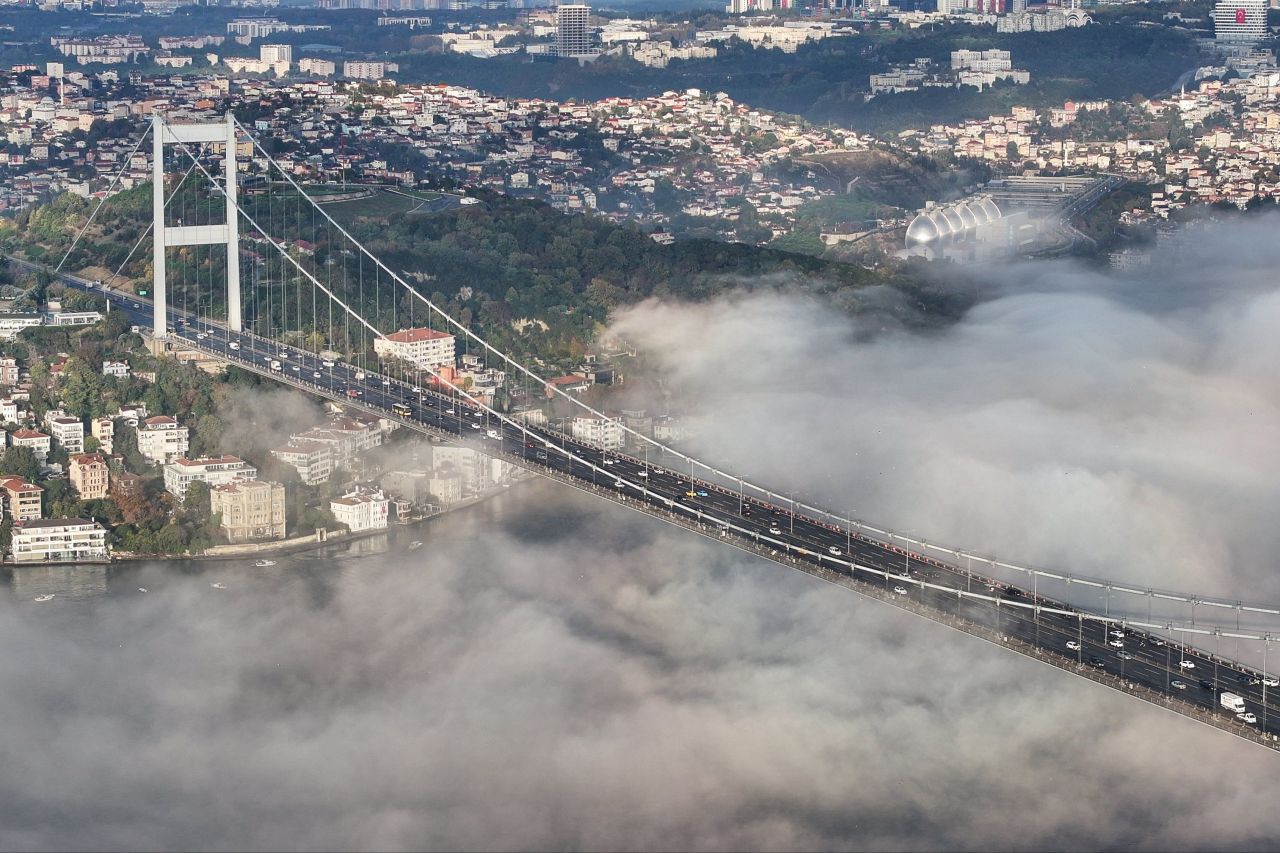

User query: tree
[0,446,41,482]
[184,480,211,522]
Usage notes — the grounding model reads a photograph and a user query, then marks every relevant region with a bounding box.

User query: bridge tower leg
[151,112,244,339]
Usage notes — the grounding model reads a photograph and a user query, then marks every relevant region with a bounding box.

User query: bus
[391,402,412,417]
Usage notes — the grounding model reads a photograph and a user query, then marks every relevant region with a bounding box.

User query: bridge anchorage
[38,111,1280,752]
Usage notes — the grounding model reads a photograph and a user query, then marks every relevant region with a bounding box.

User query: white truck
[1220,692,1246,714]
[270,360,282,372]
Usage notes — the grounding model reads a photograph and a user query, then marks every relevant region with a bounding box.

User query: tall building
[555,5,594,57]
[259,43,292,64]
[1214,0,1266,44]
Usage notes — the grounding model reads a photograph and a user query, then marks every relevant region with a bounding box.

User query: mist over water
[2,479,1280,852]
[5,217,1280,850]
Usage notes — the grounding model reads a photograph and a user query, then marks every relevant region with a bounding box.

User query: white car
[893,586,908,595]
[1238,712,1258,724]
[637,470,648,478]
[1066,641,1081,651]
[313,371,321,378]
[197,332,207,339]
[322,360,334,368]
[412,386,422,393]
[1170,680,1187,690]
[1118,652,1134,660]
[1179,660,1196,669]
[382,378,391,386]
[229,341,240,350]
[828,546,842,556]
[1108,639,1124,648]
[614,480,625,488]
[768,525,782,535]
[1109,630,1125,639]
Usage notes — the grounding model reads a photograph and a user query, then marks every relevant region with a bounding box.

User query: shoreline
[5,476,534,570]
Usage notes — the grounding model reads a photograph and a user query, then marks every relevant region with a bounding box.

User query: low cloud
[608,216,1280,609]
[2,483,1279,852]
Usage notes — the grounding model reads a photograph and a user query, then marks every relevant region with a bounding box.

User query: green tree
[0,446,41,482]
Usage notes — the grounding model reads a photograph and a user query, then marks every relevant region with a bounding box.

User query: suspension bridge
[26,112,1280,752]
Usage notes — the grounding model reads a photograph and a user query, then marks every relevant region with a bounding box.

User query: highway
[20,258,1280,747]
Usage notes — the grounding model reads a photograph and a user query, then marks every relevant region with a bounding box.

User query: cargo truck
[1220,692,1246,714]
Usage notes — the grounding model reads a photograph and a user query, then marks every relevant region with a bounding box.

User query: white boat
[407,541,423,551]
[138,588,148,593]
[254,559,276,567]
[210,582,227,590]
[33,594,54,602]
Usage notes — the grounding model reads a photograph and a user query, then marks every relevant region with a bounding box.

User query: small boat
[254,559,276,567]
[34,594,54,602]
[407,541,423,551]
[210,582,227,590]
[138,588,148,593]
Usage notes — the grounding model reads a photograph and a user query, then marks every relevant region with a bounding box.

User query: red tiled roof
[384,327,453,343]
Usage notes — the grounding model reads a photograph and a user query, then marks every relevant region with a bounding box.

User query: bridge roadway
[30,262,1280,748]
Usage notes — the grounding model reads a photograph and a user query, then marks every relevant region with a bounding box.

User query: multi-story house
[45,410,84,454]
[329,487,389,532]
[11,518,108,563]
[9,428,51,462]
[68,452,109,500]
[209,479,287,543]
[373,327,456,370]
[136,416,189,465]
[163,455,257,500]
[0,476,43,521]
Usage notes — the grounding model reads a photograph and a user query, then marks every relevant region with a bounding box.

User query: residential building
[570,412,625,451]
[210,479,287,543]
[102,360,130,377]
[271,440,333,485]
[68,453,109,500]
[117,403,148,427]
[10,428,51,462]
[11,518,108,563]
[45,412,85,453]
[91,416,114,454]
[163,455,258,500]
[298,57,335,76]
[136,416,189,465]
[0,398,20,425]
[259,43,292,64]
[343,60,398,80]
[0,476,43,521]
[373,327,456,370]
[330,487,390,532]
[0,357,18,387]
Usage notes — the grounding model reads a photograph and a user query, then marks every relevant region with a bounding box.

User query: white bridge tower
[151,113,241,338]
